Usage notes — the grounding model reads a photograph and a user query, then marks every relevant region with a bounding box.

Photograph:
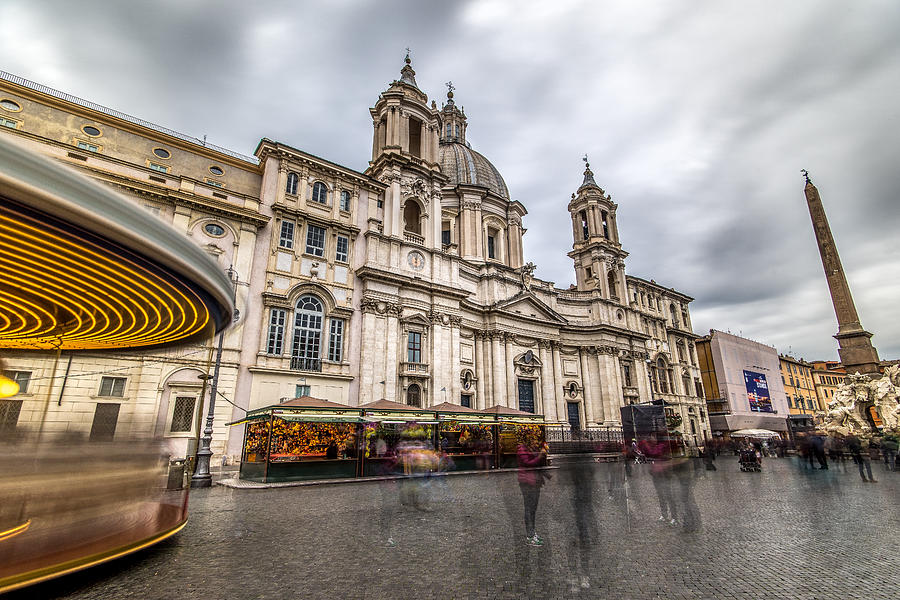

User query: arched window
[407,383,421,407]
[403,201,421,234]
[670,304,679,326]
[579,210,589,240]
[290,296,323,371]
[311,181,327,204]
[339,190,351,212]
[607,271,619,300]
[601,210,610,238]
[286,172,299,195]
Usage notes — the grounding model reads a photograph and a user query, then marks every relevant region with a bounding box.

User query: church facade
[0,58,710,461]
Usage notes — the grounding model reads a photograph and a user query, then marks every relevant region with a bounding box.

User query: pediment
[493,292,567,325]
[400,312,431,326]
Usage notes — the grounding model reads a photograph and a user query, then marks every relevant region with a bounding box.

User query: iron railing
[290,357,321,372]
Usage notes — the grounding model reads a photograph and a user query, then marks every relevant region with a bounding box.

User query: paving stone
[8,456,899,599]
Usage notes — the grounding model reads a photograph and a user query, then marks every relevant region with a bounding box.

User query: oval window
[209,165,224,176]
[0,99,21,112]
[82,125,101,137]
[204,223,225,236]
[153,147,171,159]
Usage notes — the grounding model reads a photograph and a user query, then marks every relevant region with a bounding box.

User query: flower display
[269,418,357,460]
[243,420,271,462]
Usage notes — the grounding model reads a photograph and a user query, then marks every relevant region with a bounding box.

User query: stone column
[450,319,461,404]
[579,348,596,425]
[430,317,442,408]
[491,333,505,408]
[539,342,556,421]
[276,161,288,204]
[385,310,400,401]
[552,343,565,421]
[359,310,376,404]
[474,332,485,409]
[505,335,516,408]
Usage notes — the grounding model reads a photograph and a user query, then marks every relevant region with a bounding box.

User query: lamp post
[191,266,237,489]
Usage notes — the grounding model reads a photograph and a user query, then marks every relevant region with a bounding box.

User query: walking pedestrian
[881,433,898,472]
[846,434,876,482]
[516,432,548,546]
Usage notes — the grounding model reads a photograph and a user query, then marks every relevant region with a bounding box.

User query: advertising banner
[743,370,773,413]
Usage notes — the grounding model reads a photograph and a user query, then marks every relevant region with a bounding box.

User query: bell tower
[566,157,628,300]
[367,52,444,246]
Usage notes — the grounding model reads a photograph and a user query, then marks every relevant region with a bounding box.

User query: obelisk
[802,170,880,375]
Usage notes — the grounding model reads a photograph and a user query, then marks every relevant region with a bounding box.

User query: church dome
[439,141,510,200]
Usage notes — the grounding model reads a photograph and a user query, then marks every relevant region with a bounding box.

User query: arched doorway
[406,383,421,407]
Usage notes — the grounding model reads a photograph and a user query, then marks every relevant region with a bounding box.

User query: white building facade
[0,59,711,461]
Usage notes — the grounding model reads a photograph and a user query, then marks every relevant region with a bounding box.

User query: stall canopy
[730,428,782,439]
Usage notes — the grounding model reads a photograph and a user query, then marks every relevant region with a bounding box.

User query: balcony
[290,357,322,372]
[404,231,425,246]
[399,362,429,376]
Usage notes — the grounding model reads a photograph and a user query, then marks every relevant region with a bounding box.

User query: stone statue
[821,368,900,437]
[520,261,536,290]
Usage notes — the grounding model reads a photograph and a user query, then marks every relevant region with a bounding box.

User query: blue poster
[743,370,773,413]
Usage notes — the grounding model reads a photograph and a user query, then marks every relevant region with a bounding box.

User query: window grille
[89,403,120,441]
[0,400,23,431]
[170,396,196,432]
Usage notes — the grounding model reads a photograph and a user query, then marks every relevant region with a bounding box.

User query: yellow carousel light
[0,373,19,398]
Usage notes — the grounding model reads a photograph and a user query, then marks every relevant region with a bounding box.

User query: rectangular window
[170,396,196,433]
[622,363,632,387]
[327,318,345,362]
[339,190,351,212]
[460,394,472,408]
[0,117,18,129]
[407,331,422,363]
[306,224,326,257]
[295,384,311,398]
[12,371,31,394]
[149,162,169,173]
[77,141,98,152]
[99,376,126,397]
[442,229,451,246]
[377,199,383,209]
[335,235,349,263]
[90,403,120,441]
[0,400,23,431]
[205,178,224,188]
[267,308,286,354]
[487,235,495,259]
[279,220,295,249]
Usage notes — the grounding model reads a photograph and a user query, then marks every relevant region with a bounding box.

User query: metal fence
[546,425,624,454]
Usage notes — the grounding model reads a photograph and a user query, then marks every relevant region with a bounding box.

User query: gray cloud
[4,0,898,360]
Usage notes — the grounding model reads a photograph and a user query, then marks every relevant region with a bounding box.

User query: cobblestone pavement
[10,456,898,600]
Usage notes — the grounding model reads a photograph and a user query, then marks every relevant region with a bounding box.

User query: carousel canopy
[0,135,234,350]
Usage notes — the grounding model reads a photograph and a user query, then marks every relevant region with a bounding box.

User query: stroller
[739,448,762,472]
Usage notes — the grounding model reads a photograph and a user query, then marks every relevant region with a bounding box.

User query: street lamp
[191,266,238,489]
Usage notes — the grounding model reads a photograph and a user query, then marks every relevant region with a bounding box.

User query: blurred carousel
[0,134,234,593]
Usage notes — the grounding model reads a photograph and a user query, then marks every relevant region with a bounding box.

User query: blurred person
[670,448,702,533]
[647,437,677,525]
[810,432,828,470]
[881,433,898,471]
[558,455,598,591]
[846,434,876,483]
[516,433,548,546]
[325,440,339,460]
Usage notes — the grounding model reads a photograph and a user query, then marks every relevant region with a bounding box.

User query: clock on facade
[407,250,425,271]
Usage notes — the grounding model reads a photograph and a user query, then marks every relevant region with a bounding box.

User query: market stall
[358,399,439,477]
[481,405,547,469]
[431,402,497,471]
[231,397,364,483]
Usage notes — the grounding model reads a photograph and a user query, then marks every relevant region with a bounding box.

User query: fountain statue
[821,365,900,437]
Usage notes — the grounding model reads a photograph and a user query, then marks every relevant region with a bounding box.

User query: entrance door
[517,379,534,413]
[567,402,581,430]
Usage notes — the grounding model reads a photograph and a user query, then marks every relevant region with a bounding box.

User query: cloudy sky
[4,0,898,361]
